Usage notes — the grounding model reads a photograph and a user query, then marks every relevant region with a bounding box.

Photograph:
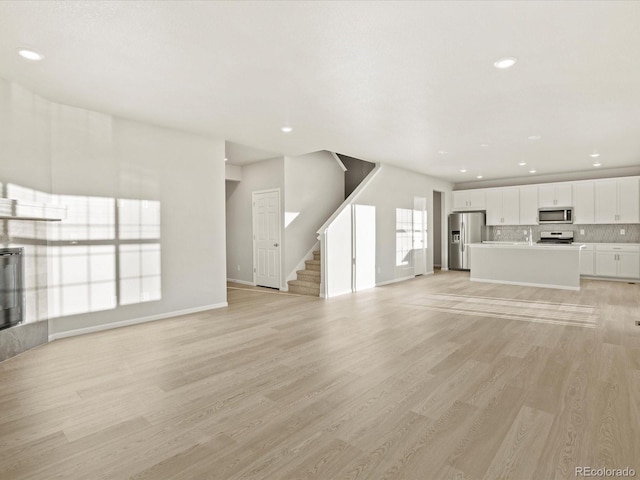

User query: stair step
[288,279,320,289]
[296,269,320,277]
[305,259,320,271]
[288,278,320,295]
[288,286,320,296]
[313,250,320,260]
[297,270,321,283]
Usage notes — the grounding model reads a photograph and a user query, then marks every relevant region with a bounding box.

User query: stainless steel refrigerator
[448,212,485,271]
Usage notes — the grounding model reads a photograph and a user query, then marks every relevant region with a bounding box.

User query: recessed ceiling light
[529,169,537,173]
[527,135,541,140]
[589,152,600,158]
[460,169,467,173]
[593,162,601,167]
[518,162,527,166]
[224,157,228,162]
[494,57,517,69]
[476,175,483,179]
[281,126,293,133]
[18,49,43,61]
[480,144,489,148]
[437,150,448,155]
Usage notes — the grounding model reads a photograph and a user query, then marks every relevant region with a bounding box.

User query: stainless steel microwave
[538,207,573,224]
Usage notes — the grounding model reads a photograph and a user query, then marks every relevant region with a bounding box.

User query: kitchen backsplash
[485,224,640,243]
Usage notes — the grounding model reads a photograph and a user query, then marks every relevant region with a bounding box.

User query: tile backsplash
[485,224,640,243]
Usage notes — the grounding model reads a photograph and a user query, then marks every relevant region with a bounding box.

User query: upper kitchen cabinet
[453,189,485,210]
[538,183,572,207]
[594,177,639,224]
[572,181,595,224]
[485,187,520,225]
[519,185,538,225]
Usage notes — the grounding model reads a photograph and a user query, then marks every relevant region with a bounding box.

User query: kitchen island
[468,242,586,290]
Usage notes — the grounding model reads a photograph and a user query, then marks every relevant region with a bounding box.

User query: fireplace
[1,248,24,330]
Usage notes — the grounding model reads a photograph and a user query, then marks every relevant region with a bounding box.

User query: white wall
[325,207,353,297]
[284,151,344,280]
[0,77,228,337]
[353,164,453,285]
[225,157,284,285]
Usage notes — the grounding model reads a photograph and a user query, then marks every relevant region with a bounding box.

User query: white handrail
[317,163,381,236]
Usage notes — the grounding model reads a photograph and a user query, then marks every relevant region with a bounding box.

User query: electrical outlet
[497,230,501,235]
[237,265,241,271]
[620,229,626,235]
[580,229,585,235]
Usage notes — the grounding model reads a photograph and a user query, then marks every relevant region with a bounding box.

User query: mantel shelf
[0,216,61,222]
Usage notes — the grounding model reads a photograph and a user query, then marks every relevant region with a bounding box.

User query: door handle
[273,243,279,247]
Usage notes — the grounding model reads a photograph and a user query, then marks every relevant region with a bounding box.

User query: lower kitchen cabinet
[593,244,640,279]
[579,245,595,276]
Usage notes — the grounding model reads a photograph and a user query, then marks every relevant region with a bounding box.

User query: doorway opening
[433,191,444,270]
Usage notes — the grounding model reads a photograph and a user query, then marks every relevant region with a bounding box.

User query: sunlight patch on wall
[3,183,162,320]
[284,211,300,228]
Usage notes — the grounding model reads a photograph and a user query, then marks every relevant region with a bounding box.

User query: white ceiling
[1,1,640,182]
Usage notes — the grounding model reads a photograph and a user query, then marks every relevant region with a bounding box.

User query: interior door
[253,190,281,289]
[413,196,427,276]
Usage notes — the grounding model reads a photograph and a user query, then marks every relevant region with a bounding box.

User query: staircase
[287,250,321,296]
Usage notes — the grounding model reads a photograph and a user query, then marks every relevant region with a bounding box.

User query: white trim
[441,267,449,271]
[375,275,415,287]
[325,289,353,298]
[317,164,381,235]
[48,302,228,341]
[580,275,640,282]
[329,151,347,172]
[226,278,254,286]
[470,278,580,291]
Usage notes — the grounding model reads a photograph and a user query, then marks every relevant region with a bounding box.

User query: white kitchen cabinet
[485,187,519,225]
[519,185,538,225]
[579,244,595,276]
[594,244,640,278]
[453,189,485,210]
[594,178,640,223]
[538,183,572,207]
[572,181,595,224]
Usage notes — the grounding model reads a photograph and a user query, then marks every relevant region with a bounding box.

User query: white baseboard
[325,289,353,298]
[580,275,639,283]
[375,275,414,287]
[48,302,228,341]
[227,278,254,286]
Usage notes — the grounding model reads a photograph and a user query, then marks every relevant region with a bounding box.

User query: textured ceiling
[1,1,639,182]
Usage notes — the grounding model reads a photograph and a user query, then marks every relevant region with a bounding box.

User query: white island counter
[468,242,586,290]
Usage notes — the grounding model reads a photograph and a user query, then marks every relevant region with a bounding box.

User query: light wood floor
[1,271,639,479]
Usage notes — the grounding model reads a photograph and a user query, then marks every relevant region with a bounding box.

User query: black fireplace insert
[1,248,24,330]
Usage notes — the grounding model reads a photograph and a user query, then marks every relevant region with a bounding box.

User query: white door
[253,190,281,289]
[413,196,427,276]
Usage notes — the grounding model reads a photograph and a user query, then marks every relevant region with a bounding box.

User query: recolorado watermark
[576,467,636,477]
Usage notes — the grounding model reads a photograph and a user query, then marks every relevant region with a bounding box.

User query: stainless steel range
[537,231,574,245]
